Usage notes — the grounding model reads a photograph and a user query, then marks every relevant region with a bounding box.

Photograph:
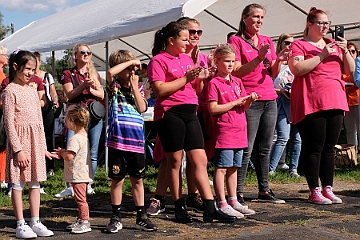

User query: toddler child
[55,104,93,234]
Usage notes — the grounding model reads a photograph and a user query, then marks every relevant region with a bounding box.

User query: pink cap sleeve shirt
[207,75,248,149]
[228,35,277,100]
[147,51,198,121]
[290,39,348,124]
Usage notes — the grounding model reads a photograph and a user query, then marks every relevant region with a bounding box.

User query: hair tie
[12,49,21,55]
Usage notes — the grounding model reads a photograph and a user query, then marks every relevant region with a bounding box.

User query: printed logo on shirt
[29,82,38,89]
[221,91,227,95]
[112,165,120,174]
[171,69,178,73]
[235,85,242,96]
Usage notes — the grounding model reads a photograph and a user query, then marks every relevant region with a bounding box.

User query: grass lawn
[1,160,360,209]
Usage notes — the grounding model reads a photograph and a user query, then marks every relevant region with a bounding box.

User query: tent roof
[1,0,360,69]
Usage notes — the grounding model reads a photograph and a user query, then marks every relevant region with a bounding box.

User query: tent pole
[118,38,152,60]
[105,41,109,173]
[51,51,55,79]
[203,9,237,31]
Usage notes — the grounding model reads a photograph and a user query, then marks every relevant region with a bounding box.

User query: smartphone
[335,25,344,41]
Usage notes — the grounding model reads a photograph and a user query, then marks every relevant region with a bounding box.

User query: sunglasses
[188,29,203,36]
[79,50,92,55]
[349,49,357,54]
[284,41,293,46]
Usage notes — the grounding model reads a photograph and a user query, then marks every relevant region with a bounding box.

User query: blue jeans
[269,106,301,172]
[237,100,277,193]
[66,118,103,186]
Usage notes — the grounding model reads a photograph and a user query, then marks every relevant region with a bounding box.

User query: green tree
[42,49,72,87]
[0,12,10,40]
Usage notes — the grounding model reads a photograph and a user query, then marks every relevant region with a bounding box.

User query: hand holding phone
[335,25,344,41]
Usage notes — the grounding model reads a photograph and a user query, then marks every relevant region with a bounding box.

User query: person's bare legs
[165,150,183,201]
[111,179,124,205]
[12,189,24,220]
[29,188,40,218]
[154,159,168,196]
[214,167,227,202]
[130,177,144,206]
[226,167,237,199]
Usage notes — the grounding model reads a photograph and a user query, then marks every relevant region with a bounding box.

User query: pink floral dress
[2,82,47,183]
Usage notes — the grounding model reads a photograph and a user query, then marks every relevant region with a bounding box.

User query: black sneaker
[135,216,158,231]
[237,195,248,209]
[104,215,122,233]
[258,190,285,204]
[186,194,205,213]
[146,198,165,216]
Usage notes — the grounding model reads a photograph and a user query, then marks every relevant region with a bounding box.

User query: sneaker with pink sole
[308,187,332,205]
[322,186,342,204]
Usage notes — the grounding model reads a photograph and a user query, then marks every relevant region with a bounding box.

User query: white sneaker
[16,222,37,239]
[219,204,244,219]
[0,181,7,188]
[277,163,289,170]
[30,220,54,237]
[231,201,256,216]
[55,187,74,198]
[7,190,12,198]
[87,185,95,195]
[40,188,46,194]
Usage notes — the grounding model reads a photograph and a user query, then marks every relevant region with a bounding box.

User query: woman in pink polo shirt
[228,3,288,205]
[148,21,235,224]
[288,7,354,205]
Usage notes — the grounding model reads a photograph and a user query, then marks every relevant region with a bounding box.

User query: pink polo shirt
[147,51,198,121]
[228,35,277,100]
[290,38,348,124]
[207,75,248,148]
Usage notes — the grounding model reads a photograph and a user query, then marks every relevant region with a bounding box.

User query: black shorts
[107,148,145,180]
[155,104,204,152]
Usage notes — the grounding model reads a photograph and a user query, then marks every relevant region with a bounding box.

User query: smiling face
[13,59,36,85]
[243,7,265,35]
[187,21,201,47]
[169,30,190,54]
[74,45,92,65]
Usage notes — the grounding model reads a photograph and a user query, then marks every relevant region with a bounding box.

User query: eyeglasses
[79,50,92,55]
[188,29,203,36]
[315,21,331,27]
[349,49,357,54]
[284,41,293,46]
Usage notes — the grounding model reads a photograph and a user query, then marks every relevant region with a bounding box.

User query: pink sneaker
[308,187,332,205]
[322,186,342,204]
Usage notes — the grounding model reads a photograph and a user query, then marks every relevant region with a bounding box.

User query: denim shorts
[213,148,243,167]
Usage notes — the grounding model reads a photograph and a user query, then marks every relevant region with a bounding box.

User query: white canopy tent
[1,0,360,69]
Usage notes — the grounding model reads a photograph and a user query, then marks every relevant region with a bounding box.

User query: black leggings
[296,110,343,189]
[155,104,204,152]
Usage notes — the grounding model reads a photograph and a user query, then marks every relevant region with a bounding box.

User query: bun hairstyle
[152,21,188,57]
[303,7,327,37]
[213,43,236,60]
[66,104,90,130]
[236,3,266,38]
[109,50,135,68]
[8,50,37,82]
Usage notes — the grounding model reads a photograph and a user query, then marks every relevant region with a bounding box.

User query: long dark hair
[152,21,188,57]
[8,50,37,82]
[236,3,266,38]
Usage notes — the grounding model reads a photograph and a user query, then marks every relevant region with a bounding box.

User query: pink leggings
[72,182,89,221]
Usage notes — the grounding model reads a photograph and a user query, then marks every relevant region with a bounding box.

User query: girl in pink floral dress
[2,50,55,239]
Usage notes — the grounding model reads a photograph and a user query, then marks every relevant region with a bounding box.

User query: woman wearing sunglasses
[343,41,359,147]
[56,43,104,198]
[288,7,354,205]
[228,3,289,206]
[269,33,301,178]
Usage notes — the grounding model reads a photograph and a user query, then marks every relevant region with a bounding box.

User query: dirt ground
[1,180,360,239]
